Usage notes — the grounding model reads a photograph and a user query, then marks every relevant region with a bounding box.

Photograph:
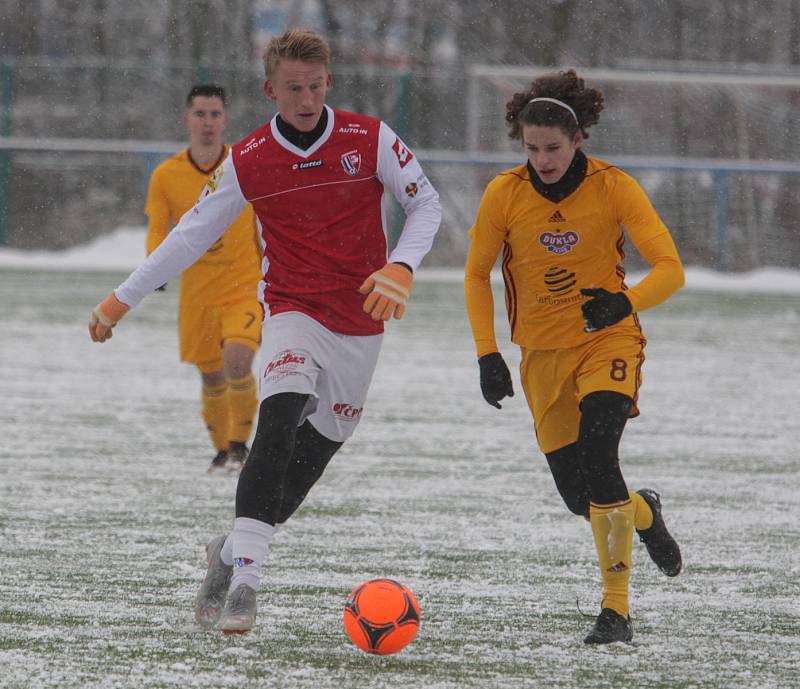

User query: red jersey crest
[340,150,362,176]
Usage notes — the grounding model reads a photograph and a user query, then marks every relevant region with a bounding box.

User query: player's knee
[545,444,590,518]
[247,393,307,460]
[223,341,256,378]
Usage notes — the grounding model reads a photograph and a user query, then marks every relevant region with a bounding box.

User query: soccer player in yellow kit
[146,85,262,473]
[465,70,685,644]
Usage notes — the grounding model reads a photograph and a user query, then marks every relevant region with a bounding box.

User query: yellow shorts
[520,325,646,454]
[178,298,262,373]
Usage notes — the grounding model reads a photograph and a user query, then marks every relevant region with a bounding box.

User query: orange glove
[358,263,413,321]
[88,292,130,343]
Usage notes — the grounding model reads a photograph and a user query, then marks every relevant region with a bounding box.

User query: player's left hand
[478,352,514,409]
[580,288,632,332]
[88,292,130,343]
[359,263,413,321]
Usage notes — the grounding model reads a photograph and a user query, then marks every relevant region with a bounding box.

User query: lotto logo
[233,557,254,567]
[293,159,323,170]
[333,402,363,421]
[392,138,414,168]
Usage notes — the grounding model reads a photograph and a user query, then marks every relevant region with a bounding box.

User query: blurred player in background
[89,30,441,634]
[464,70,685,644]
[145,85,262,474]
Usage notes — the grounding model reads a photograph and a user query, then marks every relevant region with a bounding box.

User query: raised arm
[89,153,249,342]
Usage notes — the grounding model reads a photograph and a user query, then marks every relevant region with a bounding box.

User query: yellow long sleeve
[626,232,685,312]
[144,168,171,256]
[464,243,502,357]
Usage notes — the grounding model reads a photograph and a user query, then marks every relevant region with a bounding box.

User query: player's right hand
[478,352,514,409]
[88,292,130,343]
[359,263,413,321]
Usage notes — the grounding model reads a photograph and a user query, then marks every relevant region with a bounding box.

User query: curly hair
[505,69,604,140]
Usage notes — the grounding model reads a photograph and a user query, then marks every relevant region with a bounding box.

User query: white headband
[527,97,579,125]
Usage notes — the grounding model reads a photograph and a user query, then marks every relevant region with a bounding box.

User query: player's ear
[573,130,583,148]
[264,80,276,101]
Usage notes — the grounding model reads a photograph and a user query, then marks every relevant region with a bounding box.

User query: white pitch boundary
[1,226,799,295]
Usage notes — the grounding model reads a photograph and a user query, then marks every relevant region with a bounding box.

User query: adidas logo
[548,210,566,223]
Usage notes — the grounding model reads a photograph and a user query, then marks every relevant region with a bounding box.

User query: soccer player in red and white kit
[88,29,442,634]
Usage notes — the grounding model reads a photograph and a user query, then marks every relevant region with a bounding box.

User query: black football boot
[584,608,634,644]
[636,489,682,577]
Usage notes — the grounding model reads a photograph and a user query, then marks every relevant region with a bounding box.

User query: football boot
[636,489,682,577]
[194,535,233,629]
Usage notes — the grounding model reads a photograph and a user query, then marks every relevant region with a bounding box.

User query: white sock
[229,517,276,592]
[221,522,282,567]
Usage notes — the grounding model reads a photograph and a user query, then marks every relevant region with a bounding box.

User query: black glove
[580,288,632,332]
[478,352,514,409]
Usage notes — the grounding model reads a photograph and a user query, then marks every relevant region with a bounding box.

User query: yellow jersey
[145,147,261,306]
[465,155,684,354]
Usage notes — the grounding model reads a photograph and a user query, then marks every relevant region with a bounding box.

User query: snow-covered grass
[0,268,798,688]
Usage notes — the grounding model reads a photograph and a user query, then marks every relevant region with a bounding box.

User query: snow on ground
[2,226,800,295]
[0,234,798,688]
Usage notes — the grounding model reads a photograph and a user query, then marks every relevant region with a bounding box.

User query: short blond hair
[262,29,331,79]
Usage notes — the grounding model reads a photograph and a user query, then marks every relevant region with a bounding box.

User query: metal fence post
[0,61,14,246]
[195,63,211,85]
[713,170,730,271]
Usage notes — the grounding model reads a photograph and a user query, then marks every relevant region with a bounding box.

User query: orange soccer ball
[343,578,421,655]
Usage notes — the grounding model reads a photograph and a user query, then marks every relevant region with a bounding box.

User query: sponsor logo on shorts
[292,158,323,170]
[234,557,254,567]
[333,402,363,421]
[263,349,306,383]
[341,150,361,176]
[539,230,579,255]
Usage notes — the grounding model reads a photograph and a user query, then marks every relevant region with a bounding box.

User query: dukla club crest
[340,149,361,176]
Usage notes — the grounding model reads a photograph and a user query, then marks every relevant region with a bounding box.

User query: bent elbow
[674,259,686,290]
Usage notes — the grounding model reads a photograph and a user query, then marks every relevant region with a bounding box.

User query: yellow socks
[201,374,256,452]
[202,382,229,452]
[631,490,654,531]
[589,498,635,618]
[227,373,257,444]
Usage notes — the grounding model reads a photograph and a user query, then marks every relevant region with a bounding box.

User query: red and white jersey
[116,105,441,336]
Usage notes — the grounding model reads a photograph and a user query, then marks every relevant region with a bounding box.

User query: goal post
[465,64,800,270]
[467,63,800,156]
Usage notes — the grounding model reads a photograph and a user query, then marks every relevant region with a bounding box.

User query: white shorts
[257,311,382,442]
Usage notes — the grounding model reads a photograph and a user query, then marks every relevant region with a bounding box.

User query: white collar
[269,104,335,158]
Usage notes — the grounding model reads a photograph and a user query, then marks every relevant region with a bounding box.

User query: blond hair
[262,29,331,79]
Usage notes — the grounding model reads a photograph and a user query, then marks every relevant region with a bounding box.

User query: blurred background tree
[0,0,798,268]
